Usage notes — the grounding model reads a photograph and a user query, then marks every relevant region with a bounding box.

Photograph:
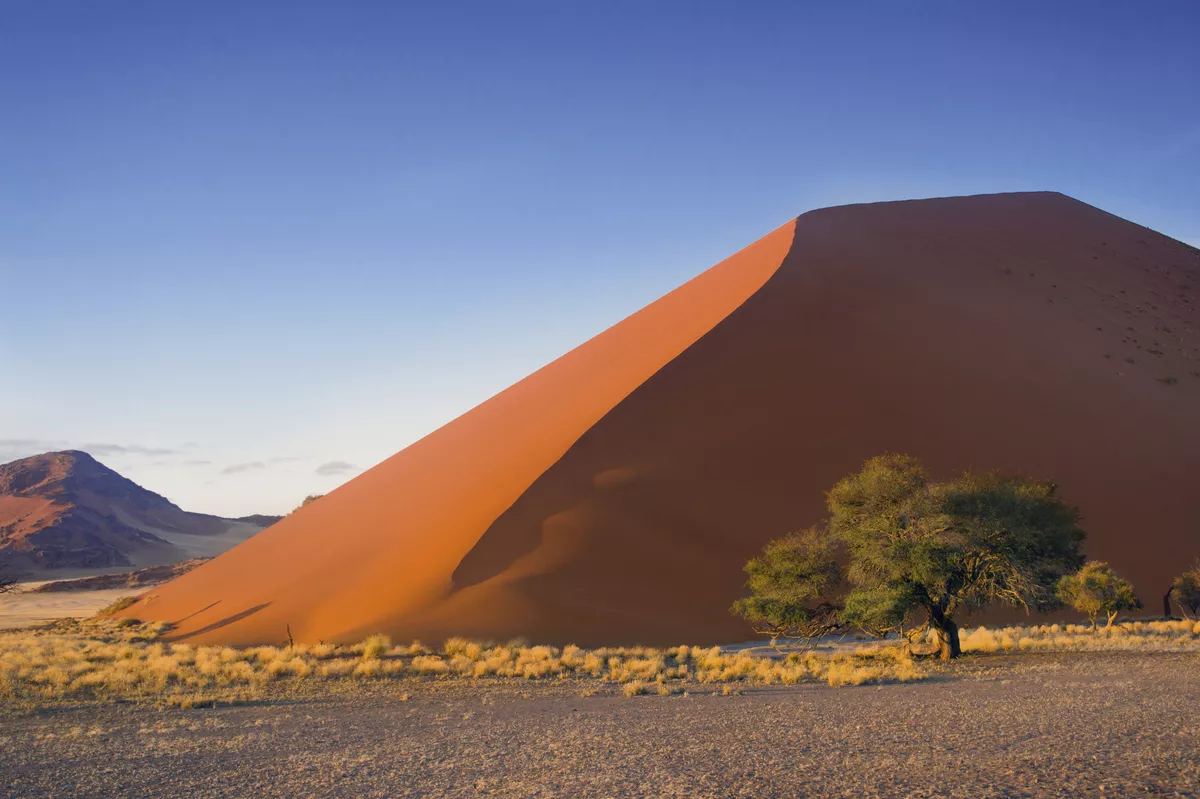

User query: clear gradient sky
[2,2,1198,516]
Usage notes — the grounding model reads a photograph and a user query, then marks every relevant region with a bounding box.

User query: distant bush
[1056,561,1141,629]
[96,596,138,617]
[1170,562,1200,620]
[291,494,324,514]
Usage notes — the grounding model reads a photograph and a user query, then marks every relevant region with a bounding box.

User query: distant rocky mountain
[28,558,211,593]
[0,451,267,577]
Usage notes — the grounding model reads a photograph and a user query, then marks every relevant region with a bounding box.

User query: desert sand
[122,192,1200,646]
[0,585,131,630]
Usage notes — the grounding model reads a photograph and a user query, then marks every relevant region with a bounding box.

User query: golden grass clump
[411,655,450,675]
[96,596,138,617]
[961,619,1200,655]
[359,634,391,661]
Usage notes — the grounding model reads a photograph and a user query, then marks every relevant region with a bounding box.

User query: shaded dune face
[131,192,1200,646]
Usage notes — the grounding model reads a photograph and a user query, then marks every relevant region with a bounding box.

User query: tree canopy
[733,454,1087,659]
[1056,561,1141,628]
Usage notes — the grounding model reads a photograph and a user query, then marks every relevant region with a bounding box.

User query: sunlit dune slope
[128,192,1200,646]
[127,220,798,644]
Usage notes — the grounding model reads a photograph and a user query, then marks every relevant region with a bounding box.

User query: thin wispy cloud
[83,443,179,457]
[0,438,183,463]
[0,438,67,460]
[0,438,65,450]
[184,459,213,467]
[221,462,268,475]
[315,460,360,477]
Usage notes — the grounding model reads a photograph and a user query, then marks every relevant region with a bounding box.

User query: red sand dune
[127,192,1200,646]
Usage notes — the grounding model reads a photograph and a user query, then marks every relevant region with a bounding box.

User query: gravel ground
[2,652,1198,798]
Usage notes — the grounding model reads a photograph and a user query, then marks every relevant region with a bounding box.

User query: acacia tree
[1170,562,1200,620]
[730,528,842,649]
[1056,561,1142,629]
[732,455,1086,660]
[831,456,1085,659]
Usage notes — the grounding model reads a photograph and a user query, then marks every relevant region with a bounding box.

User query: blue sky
[1,1,1197,515]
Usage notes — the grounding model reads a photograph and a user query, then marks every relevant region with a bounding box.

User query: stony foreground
[2,652,1198,798]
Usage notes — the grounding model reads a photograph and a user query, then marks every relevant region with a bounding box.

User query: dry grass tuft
[96,596,138,617]
[960,619,1200,655]
[359,634,391,661]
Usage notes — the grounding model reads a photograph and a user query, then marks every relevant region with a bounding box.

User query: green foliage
[831,455,1085,657]
[1056,561,1142,628]
[730,528,841,643]
[733,454,1087,659]
[1170,562,1200,620]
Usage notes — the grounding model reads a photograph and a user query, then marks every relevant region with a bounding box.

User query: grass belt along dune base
[0,619,922,708]
[3,616,1199,710]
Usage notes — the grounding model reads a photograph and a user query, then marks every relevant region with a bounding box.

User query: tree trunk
[1105,611,1119,629]
[929,611,961,660]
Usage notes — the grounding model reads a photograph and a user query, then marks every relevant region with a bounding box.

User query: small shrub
[411,656,449,675]
[360,634,391,661]
[97,597,138,617]
[1169,563,1200,620]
